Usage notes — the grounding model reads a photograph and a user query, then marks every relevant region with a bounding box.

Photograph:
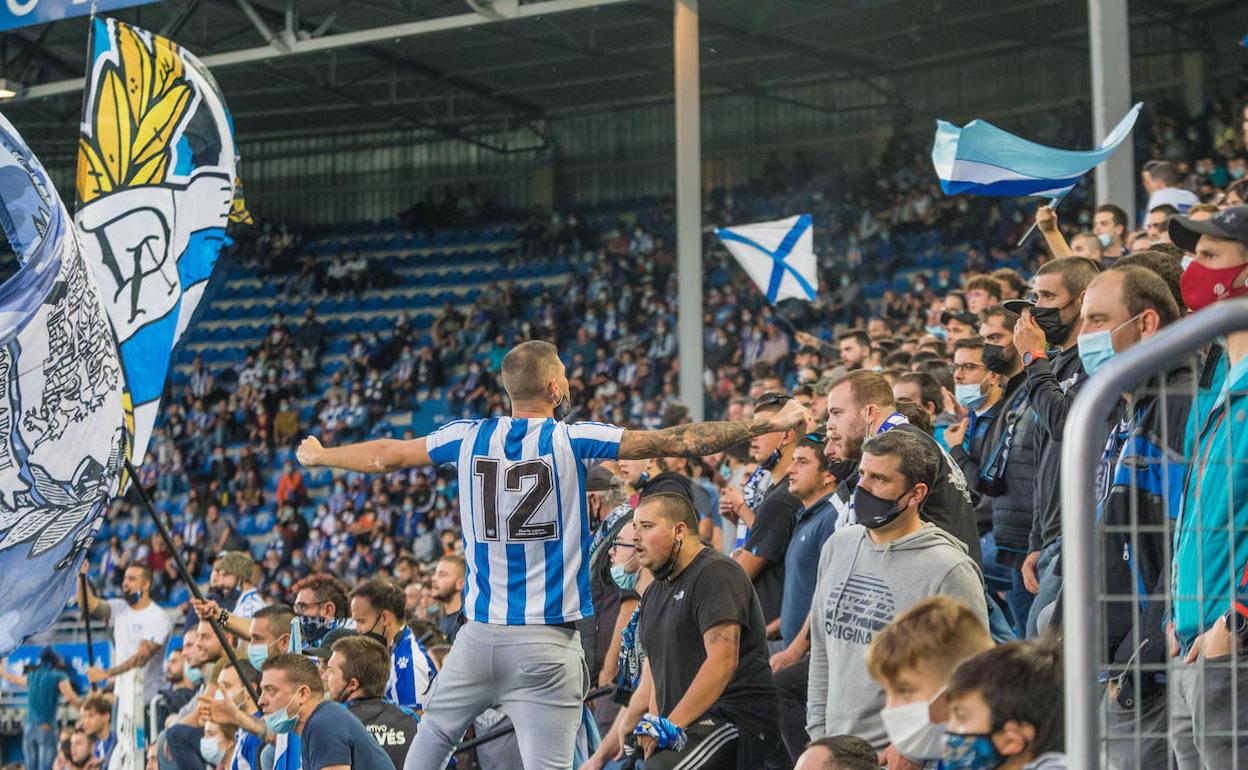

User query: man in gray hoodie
[807,428,987,750]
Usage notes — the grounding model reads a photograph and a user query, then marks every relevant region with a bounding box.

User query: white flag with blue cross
[715,214,817,304]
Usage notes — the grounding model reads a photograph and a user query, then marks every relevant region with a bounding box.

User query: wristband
[633,714,687,751]
[218,608,231,627]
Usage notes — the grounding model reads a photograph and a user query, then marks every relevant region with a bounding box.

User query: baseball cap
[940,310,979,327]
[1001,299,1035,315]
[304,627,357,660]
[1168,206,1248,253]
[585,465,615,492]
[637,471,695,503]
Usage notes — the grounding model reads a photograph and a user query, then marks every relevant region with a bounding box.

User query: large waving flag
[932,102,1142,198]
[0,114,128,655]
[715,214,817,303]
[76,17,242,462]
[0,20,240,656]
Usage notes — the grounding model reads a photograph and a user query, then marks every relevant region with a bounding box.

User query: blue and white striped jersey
[386,625,438,712]
[425,417,624,625]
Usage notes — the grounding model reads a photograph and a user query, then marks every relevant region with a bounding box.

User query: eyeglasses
[293,601,324,614]
[609,539,636,550]
[951,362,986,373]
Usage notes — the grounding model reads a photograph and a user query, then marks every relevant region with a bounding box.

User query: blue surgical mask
[1097,232,1113,248]
[263,692,303,734]
[199,736,225,765]
[611,564,639,591]
[955,382,987,410]
[246,642,270,669]
[937,731,1007,770]
[925,325,948,341]
[185,665,203,686]
[1078,314,1140,376]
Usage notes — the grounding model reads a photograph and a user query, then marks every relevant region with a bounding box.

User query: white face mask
[880,687,948,762]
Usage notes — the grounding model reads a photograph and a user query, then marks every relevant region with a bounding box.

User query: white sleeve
[425,420,477,466]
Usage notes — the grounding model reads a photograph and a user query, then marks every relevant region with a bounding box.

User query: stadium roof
[1,0,1243,149]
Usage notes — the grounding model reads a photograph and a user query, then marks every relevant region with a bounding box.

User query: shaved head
[500,341,563,402]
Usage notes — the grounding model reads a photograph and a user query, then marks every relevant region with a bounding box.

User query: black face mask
[553,390,571,421]
[211,585,241,608]
[363,616,389,648]
[827,458,858,484]
[982,344,1017,375]
[1030,304,1074,346]
[651,536,683,582]
[853,485,915,529]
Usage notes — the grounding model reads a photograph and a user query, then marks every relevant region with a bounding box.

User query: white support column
[674,0,704,421]
[1088,0,1135,221]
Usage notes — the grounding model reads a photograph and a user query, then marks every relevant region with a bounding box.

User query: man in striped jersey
[349,579,439,714]
[298,340,810,770]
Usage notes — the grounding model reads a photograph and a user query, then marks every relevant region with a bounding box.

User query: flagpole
[1015,196,1064,249]
[121,458,261,707]
[79,575,96,691]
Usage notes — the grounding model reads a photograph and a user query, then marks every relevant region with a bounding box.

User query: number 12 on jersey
[472,457,558,542]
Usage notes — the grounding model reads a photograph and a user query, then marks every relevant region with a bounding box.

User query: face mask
[124,590,143,607]
[1231,167,1247,180]
[264,692,303,734]
[1180,260,1248,312]
[199,737,225,765]
[611,564,640,591]
[185,665,202,686]
[651,535,683,582]
[827,458,858,483]
[925,324,948,340]
[1029,304,1075,346]
[955,382,988,410]
[853,485,914,529]
[246,642,270,669]
[1097,232,1113,248]
[981,344,1015,375]
[554,389,571,421]
[211,586,241,608]
[1181,255,1194,271]
[761,448,782,471]
[937,731,1007,770]
[882,688,949,762]
[1077,314,1141,376]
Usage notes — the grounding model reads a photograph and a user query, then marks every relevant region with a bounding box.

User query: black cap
[1001,299,1035,315]
[585,465,615,492]
[1169,206,1248,253]
[940,310,979,327]
[305,627,357,660]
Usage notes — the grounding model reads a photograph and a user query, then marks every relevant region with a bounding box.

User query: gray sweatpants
[403,620,588,770]
[1170,655,1248,770]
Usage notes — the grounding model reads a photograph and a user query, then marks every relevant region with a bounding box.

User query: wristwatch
[1022,349,1048,367]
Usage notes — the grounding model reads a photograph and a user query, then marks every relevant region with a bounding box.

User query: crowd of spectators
[1,96,1247,770]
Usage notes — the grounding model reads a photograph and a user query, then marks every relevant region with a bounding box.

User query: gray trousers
[1170,655,1248,770]
[403,620,588,770]
[1105,683,1168,770]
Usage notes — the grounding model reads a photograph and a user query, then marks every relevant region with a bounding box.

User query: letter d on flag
[715,214,818,304]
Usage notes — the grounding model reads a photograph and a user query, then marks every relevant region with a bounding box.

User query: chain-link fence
[1062,299,1248,769]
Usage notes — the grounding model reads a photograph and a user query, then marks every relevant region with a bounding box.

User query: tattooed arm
[665,621,741,729]
[617,399,810,459]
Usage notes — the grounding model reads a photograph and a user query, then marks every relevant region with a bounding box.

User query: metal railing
[1061,298,1248,767]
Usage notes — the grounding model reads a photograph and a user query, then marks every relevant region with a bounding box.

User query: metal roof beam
[11,0,639,101]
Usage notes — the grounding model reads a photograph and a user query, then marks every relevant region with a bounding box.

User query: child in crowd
[866,596,995,769]
[941,637,1066,770]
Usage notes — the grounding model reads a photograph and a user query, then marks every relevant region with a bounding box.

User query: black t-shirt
[437,610,465,643]
[300,700,395,770]
[742,477,801,623]
[344,698,419,770]
[637,548,777,731]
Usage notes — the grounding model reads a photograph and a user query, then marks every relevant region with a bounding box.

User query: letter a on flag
[715,214,817,304]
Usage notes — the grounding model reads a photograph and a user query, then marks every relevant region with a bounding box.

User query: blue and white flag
[76,18,243,463]
[0,114,129,656]
[715,214,817,303]
[931,102,1142,198]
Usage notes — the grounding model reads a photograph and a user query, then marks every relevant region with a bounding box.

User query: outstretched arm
[617,399,809,459]
[297,436,430,473]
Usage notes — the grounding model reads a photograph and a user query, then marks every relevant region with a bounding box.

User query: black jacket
[1027,346,1087,552]
[980,376,1038,561]
[948,373,1027,536]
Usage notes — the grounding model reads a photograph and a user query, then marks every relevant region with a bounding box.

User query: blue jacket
[1173,351,1248,648]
